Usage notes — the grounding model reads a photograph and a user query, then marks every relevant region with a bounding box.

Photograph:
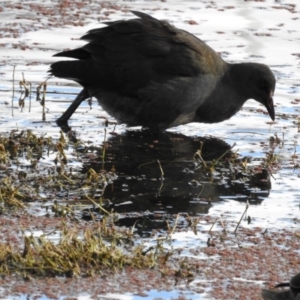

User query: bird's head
[242,63,276,121]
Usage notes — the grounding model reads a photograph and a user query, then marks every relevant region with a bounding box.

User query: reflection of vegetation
[194,141,235,174]
[16,70,49,120]
[191,139,274,201]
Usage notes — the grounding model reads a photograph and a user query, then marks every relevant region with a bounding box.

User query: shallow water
[1,0,300,299]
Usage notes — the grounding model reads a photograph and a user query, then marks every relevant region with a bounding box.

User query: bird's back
[51,11,225,94]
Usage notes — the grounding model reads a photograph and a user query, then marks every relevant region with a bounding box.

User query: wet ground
[0,0,300,299]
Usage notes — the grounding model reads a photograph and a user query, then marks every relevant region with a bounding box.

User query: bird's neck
[226,62,257,99]
[194,64,250,123]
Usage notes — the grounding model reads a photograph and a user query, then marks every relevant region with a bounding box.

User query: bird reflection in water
[80,130,271,235]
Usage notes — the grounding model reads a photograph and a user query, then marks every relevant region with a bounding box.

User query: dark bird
[50,11,276,131]
[262,272,300,300]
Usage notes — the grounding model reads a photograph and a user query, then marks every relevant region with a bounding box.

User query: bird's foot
[56,118,71,133]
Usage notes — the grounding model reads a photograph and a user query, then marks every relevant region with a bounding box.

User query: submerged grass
[0,220,171,278]
[0,129,114,211]
[0,128,176,278]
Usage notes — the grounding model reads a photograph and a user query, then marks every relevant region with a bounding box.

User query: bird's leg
[56,88,90,132]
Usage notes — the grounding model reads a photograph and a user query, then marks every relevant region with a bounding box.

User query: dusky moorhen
[262,272,300,300]
[50,11,276,131]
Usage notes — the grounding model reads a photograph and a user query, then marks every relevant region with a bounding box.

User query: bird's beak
[265,92,275,121]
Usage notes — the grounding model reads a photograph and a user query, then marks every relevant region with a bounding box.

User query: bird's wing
[53,11,225,93]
